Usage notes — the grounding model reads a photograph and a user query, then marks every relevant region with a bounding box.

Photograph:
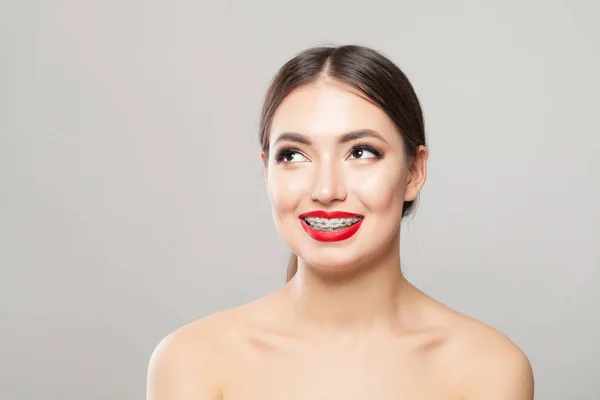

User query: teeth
[302,216,362,231]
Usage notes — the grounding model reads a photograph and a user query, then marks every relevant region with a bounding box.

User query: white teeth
[302,216,362,231]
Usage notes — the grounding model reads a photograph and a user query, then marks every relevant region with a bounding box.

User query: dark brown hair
[258,45,427,282]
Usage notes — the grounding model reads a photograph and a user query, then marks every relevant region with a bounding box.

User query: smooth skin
[147,79,534,400]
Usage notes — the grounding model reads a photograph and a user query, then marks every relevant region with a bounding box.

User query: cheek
[267,167,309,216]
[353,165,405,212]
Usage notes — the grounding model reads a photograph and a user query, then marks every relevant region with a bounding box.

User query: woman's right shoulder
[146,308,245,400]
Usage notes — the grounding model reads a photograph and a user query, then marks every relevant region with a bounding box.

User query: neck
[284,241,413,338]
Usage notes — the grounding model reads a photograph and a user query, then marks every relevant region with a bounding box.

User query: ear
[260,152,268,185]
[404,145,428,202]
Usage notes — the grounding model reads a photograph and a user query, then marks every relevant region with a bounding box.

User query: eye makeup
[273,142,385,164]
[273,145,307,163]
[347,141,384,159]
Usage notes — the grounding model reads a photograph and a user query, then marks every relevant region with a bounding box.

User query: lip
[298,210,364,242]
[298,210,363,219]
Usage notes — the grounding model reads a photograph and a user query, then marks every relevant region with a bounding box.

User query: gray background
[1,0,599,399]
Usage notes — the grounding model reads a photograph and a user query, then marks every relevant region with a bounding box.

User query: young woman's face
[262,81,421,273]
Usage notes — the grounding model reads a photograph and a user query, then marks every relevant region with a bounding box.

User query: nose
[310,158,347,204]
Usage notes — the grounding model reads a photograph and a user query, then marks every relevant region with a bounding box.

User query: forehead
[270,81,399,143]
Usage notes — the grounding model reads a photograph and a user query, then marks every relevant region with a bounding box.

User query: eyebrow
[273,129,389,146]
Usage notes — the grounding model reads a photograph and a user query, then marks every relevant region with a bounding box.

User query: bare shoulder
[146,294,277,400]
[146,307,246,400]
[433,308,534,400]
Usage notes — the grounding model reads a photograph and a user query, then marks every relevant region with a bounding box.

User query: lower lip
[300,218,364,242]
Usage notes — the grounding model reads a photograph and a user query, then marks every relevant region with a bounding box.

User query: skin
[147,80,534,400]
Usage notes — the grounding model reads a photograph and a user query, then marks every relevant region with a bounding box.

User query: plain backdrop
[1,1,599,399]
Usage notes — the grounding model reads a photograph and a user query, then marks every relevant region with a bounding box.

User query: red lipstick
[298,210,364,242]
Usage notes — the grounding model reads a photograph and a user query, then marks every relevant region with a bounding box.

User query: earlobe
[403,182,417,202]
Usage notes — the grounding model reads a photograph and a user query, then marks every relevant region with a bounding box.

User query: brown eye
[275,149,309,163]
[284,152,303,162]
[349,147,377,160]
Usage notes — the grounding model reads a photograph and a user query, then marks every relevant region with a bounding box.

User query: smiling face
[262,80,424,274]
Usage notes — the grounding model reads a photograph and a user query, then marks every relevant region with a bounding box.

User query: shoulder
[146,296,277,400]
[438,315,534,400]
[146,309,242,400]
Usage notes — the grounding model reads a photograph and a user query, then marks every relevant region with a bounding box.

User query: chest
[221,342,459,400]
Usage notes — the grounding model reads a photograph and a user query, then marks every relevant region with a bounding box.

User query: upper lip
[298,210,363,219]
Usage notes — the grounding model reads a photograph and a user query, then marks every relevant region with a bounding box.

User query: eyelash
[273,142,384,163]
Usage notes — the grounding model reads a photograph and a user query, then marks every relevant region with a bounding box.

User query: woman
[147,45,534,399]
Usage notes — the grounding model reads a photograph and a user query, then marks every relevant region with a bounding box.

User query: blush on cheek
[355,169,405,212]
[268,170,308,224]
[267,175,309,259]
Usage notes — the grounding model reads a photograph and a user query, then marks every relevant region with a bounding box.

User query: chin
[300,249,368,274]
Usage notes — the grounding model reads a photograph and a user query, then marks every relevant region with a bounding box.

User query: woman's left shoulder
[439,312,535,399]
